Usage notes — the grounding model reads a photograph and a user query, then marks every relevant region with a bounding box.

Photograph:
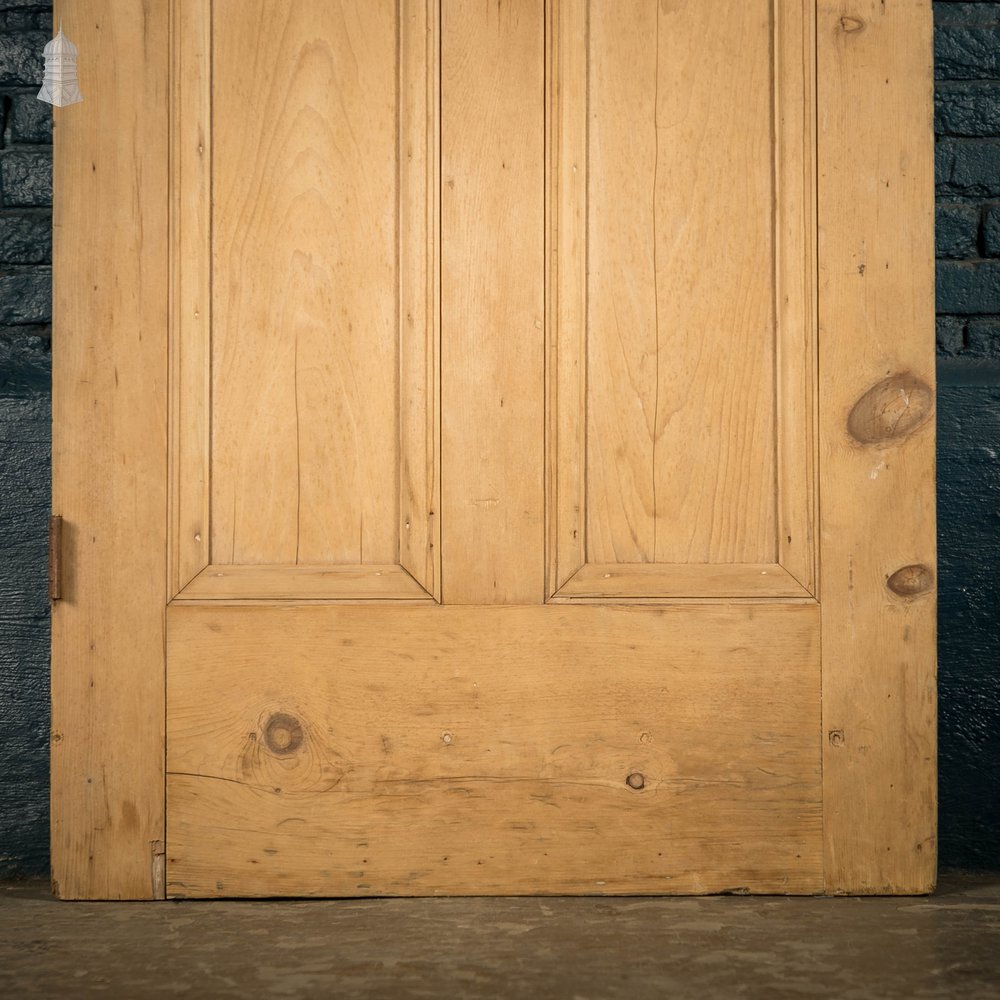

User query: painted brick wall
[934,0,1000,871]
[0,5,997,877]
[0,0,51,879]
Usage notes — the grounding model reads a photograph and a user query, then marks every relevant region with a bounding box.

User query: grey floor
[1,873,998,999]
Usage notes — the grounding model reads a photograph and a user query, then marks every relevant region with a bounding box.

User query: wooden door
[51,0,937,898]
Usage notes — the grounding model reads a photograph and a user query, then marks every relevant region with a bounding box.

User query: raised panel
[547,0,817,600]
[169,0,440,601]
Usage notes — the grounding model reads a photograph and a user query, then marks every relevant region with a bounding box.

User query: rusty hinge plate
[48,515,63,602]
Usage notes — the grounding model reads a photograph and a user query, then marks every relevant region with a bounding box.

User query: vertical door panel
[211,0,399,567]
[170,0,441,601]
[548,0,817,599]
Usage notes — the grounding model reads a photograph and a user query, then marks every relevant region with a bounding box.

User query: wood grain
[59,0,936,901]
[549,0,816,601]
[210,0,399,566]
[50,0,168,900]
[817,0,937,893]
[167,603,822,896]
[585,0,775,566]
[441,0,545,604]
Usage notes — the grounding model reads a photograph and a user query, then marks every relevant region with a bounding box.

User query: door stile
[51,0,170,899]
[817,0,937,893]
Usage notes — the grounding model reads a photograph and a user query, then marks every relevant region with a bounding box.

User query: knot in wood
[847,373,933,446]
[263,713,304,756]
[886,564,934,598]
[839,15,866,33]
[626,772,646,791]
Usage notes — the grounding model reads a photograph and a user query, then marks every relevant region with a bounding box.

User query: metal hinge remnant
[48,515,63,602]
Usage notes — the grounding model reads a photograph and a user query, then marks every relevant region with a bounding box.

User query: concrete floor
[1,873,998,999]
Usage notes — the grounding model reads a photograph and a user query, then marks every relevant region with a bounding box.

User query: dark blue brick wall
[0,2,51,879]
[0,5,997,878]
[934,0,1000,872]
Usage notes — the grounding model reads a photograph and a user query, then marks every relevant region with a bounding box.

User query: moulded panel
[547,0,817,600]
[169,0,440,601]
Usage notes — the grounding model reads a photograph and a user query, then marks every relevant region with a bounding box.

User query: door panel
[548,0,816,599]
[587,0,775,566]
[211,0,398,567]
[170,0,440,601]
[52,0,936,899]
[167,603,822,896]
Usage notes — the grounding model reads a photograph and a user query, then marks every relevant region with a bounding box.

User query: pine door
[51,0,937,898]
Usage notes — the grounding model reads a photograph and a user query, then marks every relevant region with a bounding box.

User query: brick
[936,202,981,258]
[10,92,51,144]
[937,315,968,355]
[936,33,1000,80]
[934,3,1000,78]
[0,31,45,87]
[0,267,50,324]
[0,212,50,264]
[936,82,1000,136]
[937,259,1000,313]
[0,326,49,393]
[936,139,1000,198]
[936,314,1000,360]
[934,2,1000,21]
[4,11,49,30]
[966,315,1000,356]
[0,150,51,207]
[984,204,1000,256]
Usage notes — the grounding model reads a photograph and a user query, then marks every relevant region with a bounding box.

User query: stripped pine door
[51,0,937,898]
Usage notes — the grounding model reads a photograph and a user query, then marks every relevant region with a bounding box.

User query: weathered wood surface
[440,0,546,604]
[167,603,823,897]
[817,0,937,893]
[51,0,168,900]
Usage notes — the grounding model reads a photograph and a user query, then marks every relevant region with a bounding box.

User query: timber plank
[50,0,169,900]
[440,0,546,604]
[817,0,937,893]
[167,604,823,897]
